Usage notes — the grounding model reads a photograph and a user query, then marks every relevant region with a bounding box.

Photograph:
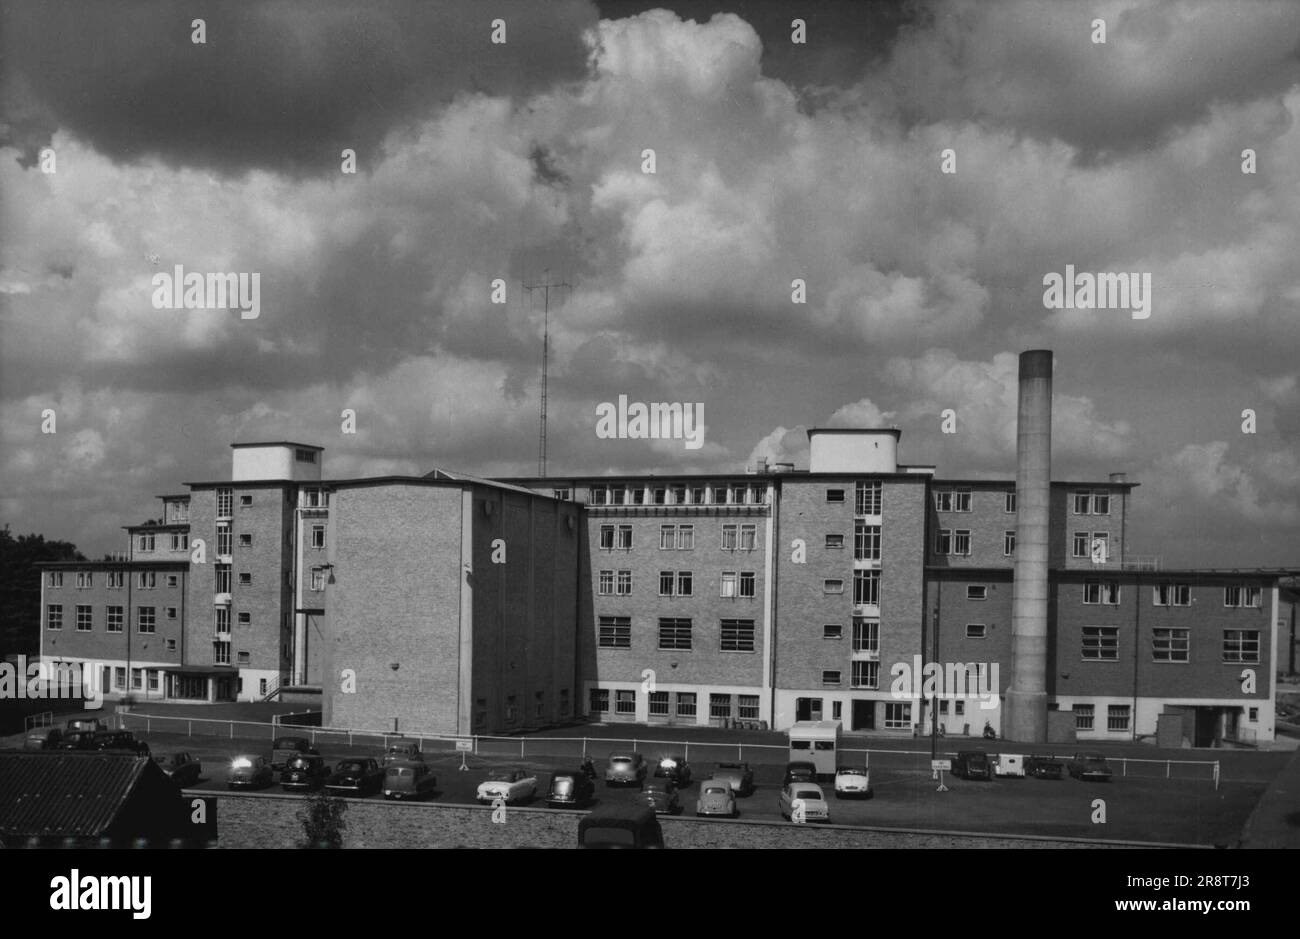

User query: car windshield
[486,771,516,782]
[387,767,411,777]
[794,788,820,800]
[610,757,632,765]
[704,786,727,795]
[287,757,314,769]
[838,768,866,776]
[553,777,573,794]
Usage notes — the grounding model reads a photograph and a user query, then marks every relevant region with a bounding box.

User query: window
[534,691,545,719]
[649,691,670,716]
[1223,630,1260,663]
[953,530,971,556]
[738,695,760,720]
[598,570,614,595]
[934,490,953,512]
[935,529,952,555]
[853,570,879,606]
[1005,491,1017,513]
[851,661,879,689]
[114,667,126,690]
[1249,707,1259,722]
[676,525,694,550]
[720,619,756,652]
[217,488,233,517]
[690,485,706,505]
[138,571,156,589]
[825,534,845,549]
[129,668,142,691]
[615,690,636,715]
[166,574,178,588]
[967,585,987,601]
[165,606,177,619]
[739,524,756,550]
[966,623,987,639]
[215,607,230,634]
[826,489,845,503]
[630,487,646,506]
[677,693,697,718]
[609,487,625,505]
[854,523,881,561]
[1003,531,1016,557]
[822,670,842,685]
[670,484,686,504]
[720,572,737,598]
[76,571,92,589]
[855,481,882,515]
[173,502,189,521]
[139,533,155,552]
[1154,584,1191,606]
[1107,705,1130,732]
[217,525,232,557]
[590,688,610,713]
[1083,580,1120,604]
[884,703,911,729]
[311,525,325,549]
[710,694,732,719]
[301,489,327,508]
[955,700,965,716]
[852,618,878,652]
[615,570,632,595]
[237,612,251,625]
[589,486,607,506]
[215,564,231,594]
[137,607,156,634]
[107,571,123,589]
[659,571,692,597]
[148,670,160,692]
[310,567,325,591]
[1075,704,1095,730]
[598,616,631,649]
[739,571,756,598]
[47,571,63,588]
[599,525,615,549]
[823,579,844,594]
[658,618,692,650]
[1094,492,1110,515]
[1082,626,1119,661]
[552,488,571,501]
[823,624,843,640]
[660,526,675,550]
[1072,531,1090,558]
[659,571,674,596]
[617,526,632,549]
[1072,490,1111,515]
[1152,628,1190,662]
[237,533,252,549]
[954,489,971,511]
[1224,585,1262,608]
[295,448,317,463]
[170,533,185,551]
[721,525,737,550]
[75,605,92,631]
[652,487,666,505]
[238,572,252,586]
[107,606,124,632]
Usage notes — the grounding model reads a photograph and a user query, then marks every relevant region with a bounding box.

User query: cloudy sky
[1,0,1297,568]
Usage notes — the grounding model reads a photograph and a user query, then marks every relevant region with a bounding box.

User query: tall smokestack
[1005,350,1052,743]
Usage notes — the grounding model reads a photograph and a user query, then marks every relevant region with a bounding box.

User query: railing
[1122,556,1161,571]
[260,677,281,702]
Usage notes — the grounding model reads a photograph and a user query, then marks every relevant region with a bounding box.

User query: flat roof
[36,560,190,570]
[230,441,323,450]
[806,427,902,436]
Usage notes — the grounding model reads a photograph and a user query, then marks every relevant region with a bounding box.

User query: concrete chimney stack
[1005,350,1053,743]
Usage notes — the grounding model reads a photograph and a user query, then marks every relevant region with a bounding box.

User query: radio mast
[523,269,571,477]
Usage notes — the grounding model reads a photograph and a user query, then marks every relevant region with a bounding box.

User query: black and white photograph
[0,0,1296,910]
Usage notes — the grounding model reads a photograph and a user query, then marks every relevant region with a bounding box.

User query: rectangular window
[670,484,686,504]
[310,567,325,591]
[114,667,126,690]
[854,523,881,561]
[1005,491,1017,513]
[677,692,697,718]
[215,564,231,594]
[1223,630,1261,663]
[851,660,879,689]
[966,623,987,639]
[237,612,251,625]
[1072,531,1090,558]
[609,487,625,506]
[552,488,571,501]
[76,571,92,589]
[690,485,706,505]
[935,529,952,555]
[295,448,317,463]
[240,495,254,508]
[599,525,615,550]
[1224,585,1262,608]
[598,616,631,649]
[934,490,953,512]
[660,525,676,550]
[1107,705,1130,732]
[739,524,756,550]
[615,690,636,715]
[166,606,177,619]
[217,488,233,517]
[1093,491,1110,515]
[215,607,230,634]
[953,530,971,556]
[954,488,972,512]
[217,525,232,557]
[652,487,666,505]
[822,670,842,685]
[590,688,609,713]
[48,571,63,588]
[1082,626,1119,661]
[130,668,143,691]
[148,670,160,692]
[599,570,614,595]
[720,571,737,598]
[616,570,632,595]
[721,524,737,550]
[649,691,670,716]
[824,624,843,640]
[630,487,645,506]
[311,525,325,549]
[1072,491,1091,515]
[738,695,760,720]
[967,585,988,601]
[1083,580,1120,604]
[719,619,756,652]
[170,533,185,551]
[107,571,123,589]
[75,605,92,631]
[238,533,252,548]
[853,570,880,606]
[1152,628,1190,662]
[1154,584,1191,606]
[238,572,252,586]
[137,607,156,634]
[617,526,632,550]
[884,702,912,729]
[676,525,694,550]
[739,571,756,598]
[107,606,124,632]
[826,489,845,503]
[676,572,692,596]
[658,618,692,650]
[1075,704,1095,730]
[855,481,882,515]
[1003,531,1016,556]
[138,571,156,589]
[659,571,674,596]
[823,578,844,594]
[825,533,845,549]
[709,694,732,719]
[852,618,878,652]
[139,533,155,552]
[589,486,607,506]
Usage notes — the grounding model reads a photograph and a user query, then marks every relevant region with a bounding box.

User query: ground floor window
[710,693,732,719]
[884,702,912,729]
[738,695,760,720]
[615,689,636,715]
[590,688,609,714]
[131,668,143,690]
[676,692,697,718]
[114,666,126,690]
[649,691,669,716]
[1107,704,1130,732]
[1075,704,1095,730]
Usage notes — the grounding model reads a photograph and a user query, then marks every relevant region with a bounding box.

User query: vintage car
[325,758,385,796]
[380,741,424,768]
[782,761,818,787]
[546,768,596,808]
[55,730,98,750]
[1025,754,1064,780]
[952,750,993,780]
[711,761,756,796]
[65,718,106,734]
[833,766,872,799]
[605,753,648,786]
[280,754,330,792]
[227,754,275,790]
[778,783,830,823]
[476,769,538,805]
[91,730,150,756]
[578,804,665,849]
[154,751,202,787]
[640,779,681,816]
[23,727,63,750]
[993,753,1026,778]
[383,761,437,801]
[652,756,692,788]
[695,779,738,818]
[270,736,319,772]
[1068,753,1114,782]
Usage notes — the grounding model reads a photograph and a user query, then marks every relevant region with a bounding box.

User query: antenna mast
[523,269,571,477]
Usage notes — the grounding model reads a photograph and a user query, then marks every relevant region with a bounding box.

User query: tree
[0,525,87,657]
[298,788,348,848]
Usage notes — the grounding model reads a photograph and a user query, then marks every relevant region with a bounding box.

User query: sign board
[455,740,473,752]
[931,759,952,771]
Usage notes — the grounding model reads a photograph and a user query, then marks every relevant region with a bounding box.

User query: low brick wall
[206,792,1158,849]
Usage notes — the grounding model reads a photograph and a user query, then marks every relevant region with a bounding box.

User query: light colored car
[476,768,538,804]
[381,742,424,767]
[227,754,274,790]
[384,761,437,800]
[605,753,647,786]
[778,783,830,823]
[695,779,738,818]
[833,766,872,799]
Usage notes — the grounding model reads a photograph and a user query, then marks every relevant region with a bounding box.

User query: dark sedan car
[24,728,63,750]
[271,736,319,772]
[952,750,992,780]
[92,730,150,756]
[56,731,99,751]
[711,761,756,796]
[546,768,596,808]
[325,758,385,796]
[280,754,330,792]
[1068,753,1114,781]
[641,779,681,816]
[154,751,202,787]
[1025,754,1064,780]
[782,761,817,787]
[227,755,275,790]
[652,756,692,788]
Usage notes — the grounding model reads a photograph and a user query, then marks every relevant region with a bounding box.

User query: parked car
[695,779,738,818]
[652,756,692,788]
[711,761,755,796]
[325,758,385,796]
[605,753,648,786]
[65,718,105,734]
[23,727,63,750]
[778,782,830,822]
[92,730,150,756]
[154,751,202,787]
[833,766,872,799]
[271,736,319,772]
[280,754,330,792]
[578,804,665,849]
[952,750,992,780]
[546,768,596,808]
[1025,754,1064,780]
[227,755,275,790]
[380,741,424,767]
[476,769,538,805]
[641,779,680,816]
[383,761,437,801]
[782,760,817,787]
[1068,753,1114,781]
[993,753,1026,778]
[56,730,98,750]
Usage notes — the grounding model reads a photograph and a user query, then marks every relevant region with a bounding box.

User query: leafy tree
[0,525,87,657]
[298,788,348,848]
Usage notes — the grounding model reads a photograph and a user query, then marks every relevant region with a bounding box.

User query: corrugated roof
[0,752,152,838]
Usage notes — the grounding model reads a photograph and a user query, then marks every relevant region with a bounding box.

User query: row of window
[473,689,570,728]
[213,486,329,517]
[47,604,172,633]
[822,570,881,605]
[822,524,884,559]
[1081,626,1261,663]
[823,482,884,515]
[597,616,757,652]
[47,571,179,589]
[136,532,188,552]
[601,523,759,551]
[596,570,759,598]
[1079,581,1263,607]
[1075,704,1130,731]
[590,688,763,720]
[589,483,767,507]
